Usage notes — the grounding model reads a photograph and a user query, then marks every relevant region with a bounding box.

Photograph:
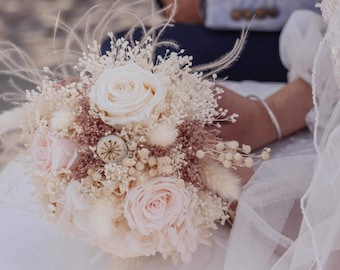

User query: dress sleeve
[279,10,327,133]
[279,10,326,84]
[203,0,318,31]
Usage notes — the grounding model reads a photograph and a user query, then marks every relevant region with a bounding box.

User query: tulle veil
[223,1,340,269]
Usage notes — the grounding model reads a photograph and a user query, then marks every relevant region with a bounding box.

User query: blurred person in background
[103,0,318,81]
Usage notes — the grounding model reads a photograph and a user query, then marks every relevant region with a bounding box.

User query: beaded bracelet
[247,95,282,140]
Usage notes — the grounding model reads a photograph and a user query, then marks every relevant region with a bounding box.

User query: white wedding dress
[1,1,340,269]
[224,2,340,269]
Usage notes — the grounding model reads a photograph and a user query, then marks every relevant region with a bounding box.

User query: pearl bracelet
[247,95,282,140]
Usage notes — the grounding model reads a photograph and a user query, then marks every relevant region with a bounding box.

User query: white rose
[89,63,167,126]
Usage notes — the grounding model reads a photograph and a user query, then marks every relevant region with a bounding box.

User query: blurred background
[0,0,161,111]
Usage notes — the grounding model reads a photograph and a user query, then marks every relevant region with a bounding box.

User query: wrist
[216,86,278,149]
[250,99,279,147]
[248,95,282,141]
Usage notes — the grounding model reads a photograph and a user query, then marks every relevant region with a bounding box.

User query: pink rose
[30,131,78,174]
[124,176,190,235]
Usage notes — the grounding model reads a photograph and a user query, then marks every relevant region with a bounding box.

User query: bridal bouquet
[20,33,270,263]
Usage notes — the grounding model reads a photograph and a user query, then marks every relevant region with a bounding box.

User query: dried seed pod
[96,135,127,163]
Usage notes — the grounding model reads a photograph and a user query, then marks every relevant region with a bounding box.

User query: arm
[162,0,203,24]
[217,77,313,149]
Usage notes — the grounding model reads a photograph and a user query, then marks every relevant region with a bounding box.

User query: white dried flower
[138,148,150,159]
[242,144,252,154]
[233,152,242,161]
[176,179,185,188]
[227,140,239,150]
[87,168,95,176]
[138,176,148,185]
[128,167,137,176]
[225,152,234,161]
[92,172,102,182]
[215,142,225,152]
[196,150,205,159]
[146,124,178,147]
[159,164,173,175]
[128,141,137,151]
[261,150,270,160]
[157,156,171,166]
[244,157,254,168]
[148,156,157,167]
[122,157,136,167]
[218,153,225,162]
[148,168,158,178]
[51,110,75,132]
[223,160,232,168]
[136,161,145,171]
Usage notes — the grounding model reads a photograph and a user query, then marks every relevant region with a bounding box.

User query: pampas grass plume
[0,106,25,135]
[201,160,241,201]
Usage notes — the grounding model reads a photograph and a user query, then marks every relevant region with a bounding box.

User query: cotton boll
[86,199,118,239]
[65,181,89,210]
[201,160,241,201]
[51,109,75,132]
[72,197,121,240]
[90,203,114,238]
[146,124,178,147]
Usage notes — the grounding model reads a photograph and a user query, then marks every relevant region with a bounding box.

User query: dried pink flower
[74,98,115,146]
[72,150,104,179]
[176,121,220,189]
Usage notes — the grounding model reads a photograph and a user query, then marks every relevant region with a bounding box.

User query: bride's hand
[216,78,313,149]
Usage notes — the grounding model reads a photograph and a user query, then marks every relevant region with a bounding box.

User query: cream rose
[89,63,167,126]
[124,176,190,235]
[30,131,79,174]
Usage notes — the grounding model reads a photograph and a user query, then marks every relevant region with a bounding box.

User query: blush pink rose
[124,176,190,235]
[30,132,78,174]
